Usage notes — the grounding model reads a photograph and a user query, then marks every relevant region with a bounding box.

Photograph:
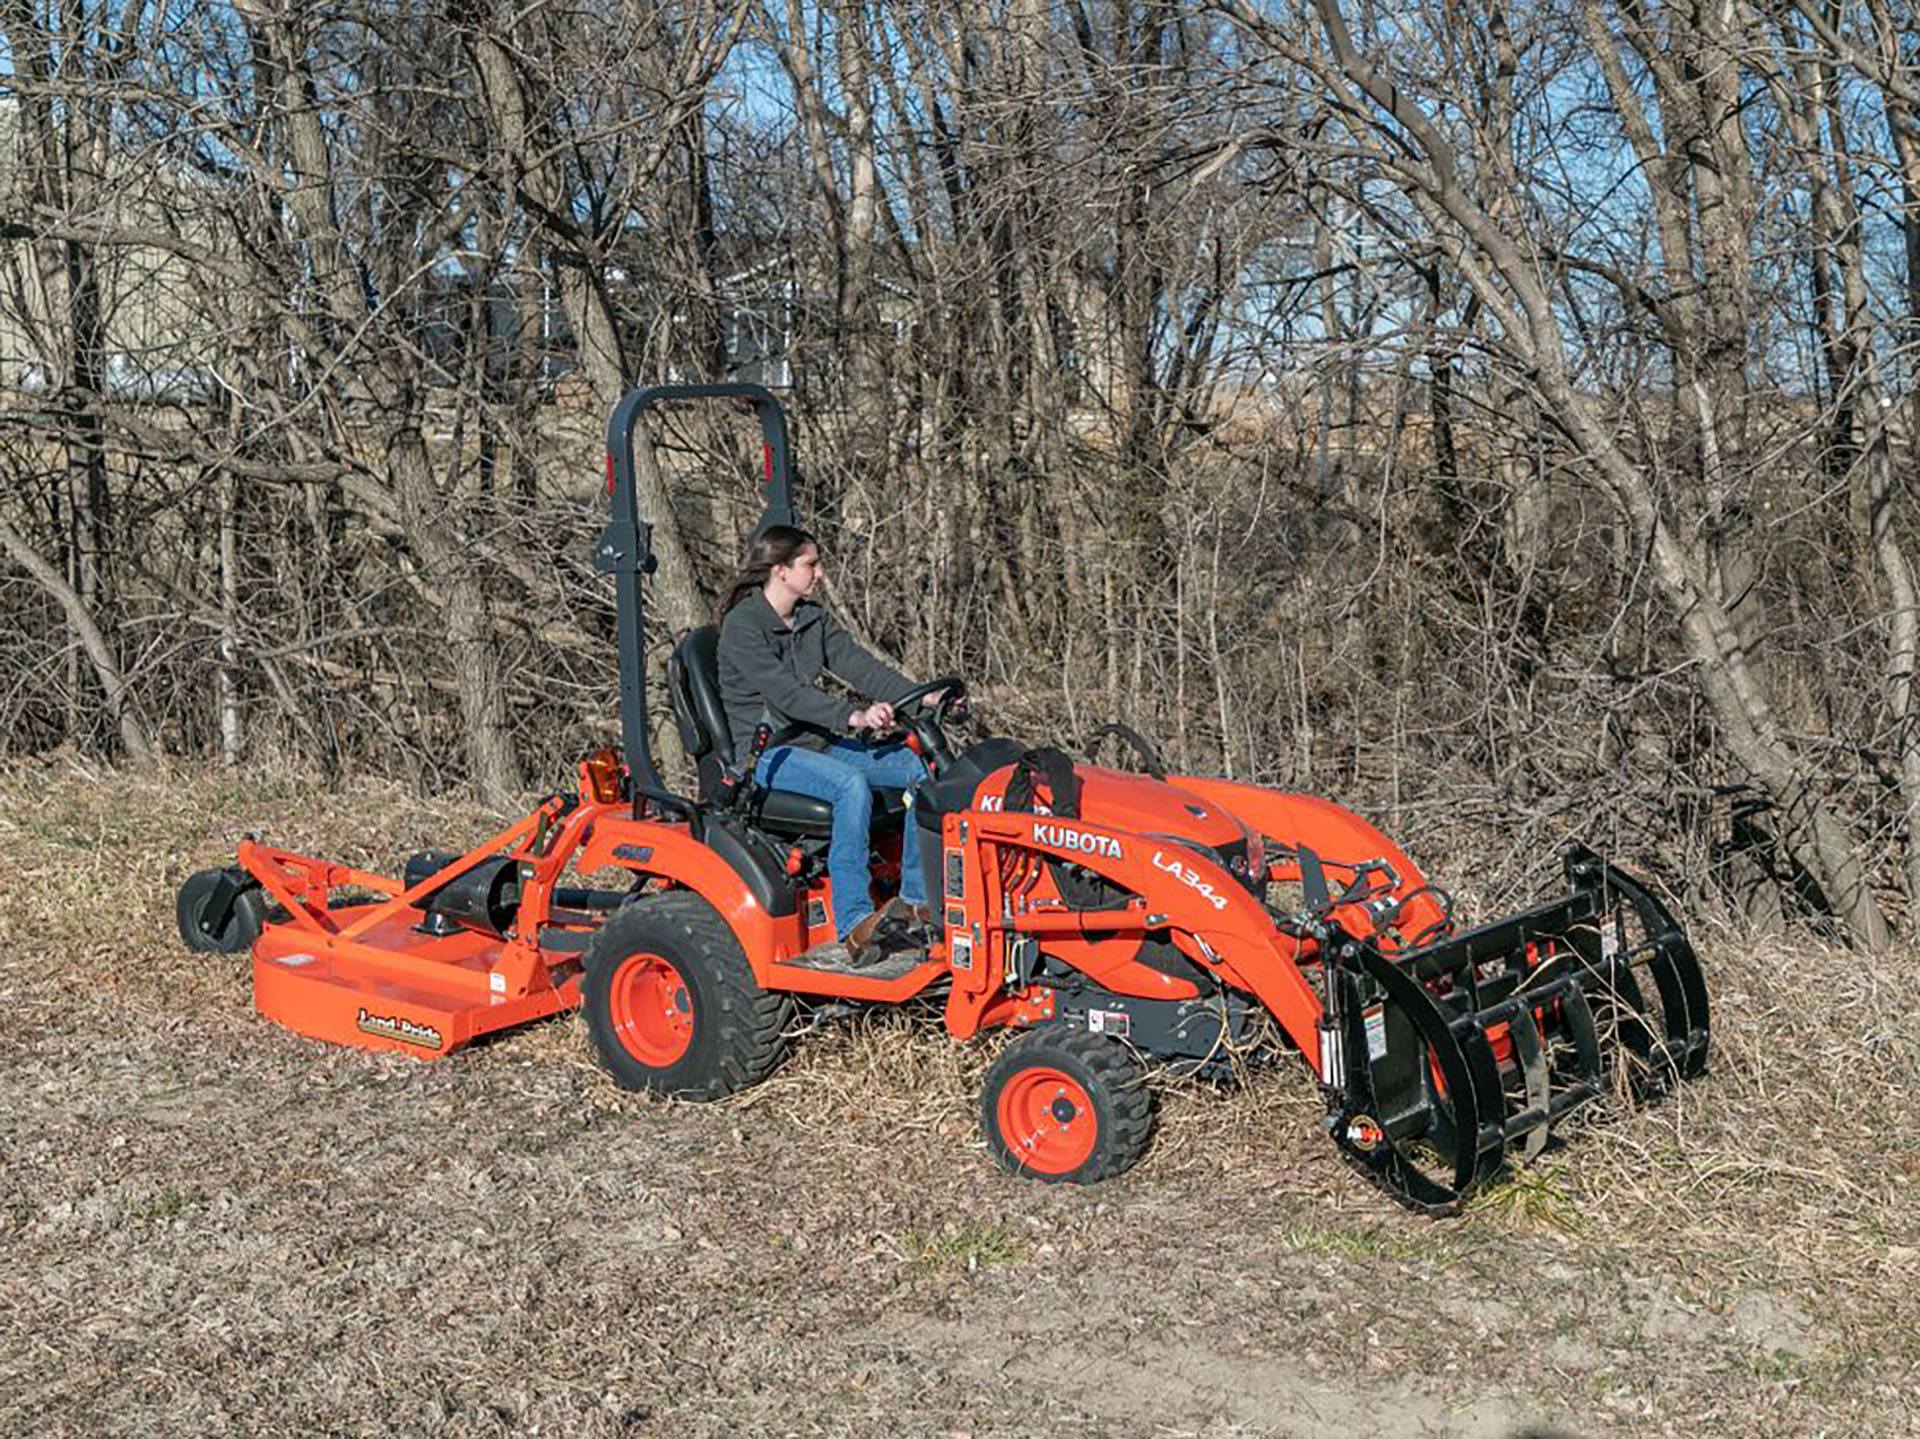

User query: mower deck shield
[251,903,584,1058]
[230,803,602,1060]
[255,910,579,1052]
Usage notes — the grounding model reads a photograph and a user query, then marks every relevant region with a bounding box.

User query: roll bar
[593,382,797,805]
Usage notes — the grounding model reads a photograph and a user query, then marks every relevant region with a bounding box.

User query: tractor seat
[668,626,907,840]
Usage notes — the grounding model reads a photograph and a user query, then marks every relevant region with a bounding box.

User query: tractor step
[783,946,928,981]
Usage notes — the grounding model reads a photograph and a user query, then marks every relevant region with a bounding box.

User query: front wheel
[980,1026,1154,1183]
[582,892,791,1100]
[176,868,266,954]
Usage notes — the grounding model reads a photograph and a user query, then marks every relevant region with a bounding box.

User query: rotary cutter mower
[177,383,1710,1214]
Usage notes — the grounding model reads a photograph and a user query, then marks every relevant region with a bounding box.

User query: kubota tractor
[177,383,1710,1213]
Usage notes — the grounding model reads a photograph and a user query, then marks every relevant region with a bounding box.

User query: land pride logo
[355,1006,444,1050]
[1032,823,1123,860]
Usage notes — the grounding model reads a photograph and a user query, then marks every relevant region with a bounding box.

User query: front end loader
[916,751,1708,1210]
[175,382,1709,1215]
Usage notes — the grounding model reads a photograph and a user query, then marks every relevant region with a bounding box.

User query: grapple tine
[1322,946,1505,1215]
[1503,1000,1552,1162]
[1564,848,1712,1083]
[1549,977,1606,1094]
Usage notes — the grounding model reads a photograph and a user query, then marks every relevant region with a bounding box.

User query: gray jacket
[716,592,913,757]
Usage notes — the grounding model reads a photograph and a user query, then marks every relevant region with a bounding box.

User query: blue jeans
[758,739,929,939]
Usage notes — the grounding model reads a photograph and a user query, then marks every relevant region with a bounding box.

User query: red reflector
[604,452,616,496]
[762,443,773,480]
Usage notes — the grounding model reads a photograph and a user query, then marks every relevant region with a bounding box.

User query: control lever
[717,721,776,813]
[1291,843,1338,944]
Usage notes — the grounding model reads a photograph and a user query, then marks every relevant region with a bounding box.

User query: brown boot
[844,909,888,963]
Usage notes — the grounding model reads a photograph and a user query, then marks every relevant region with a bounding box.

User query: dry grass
[1,754,1915,1436]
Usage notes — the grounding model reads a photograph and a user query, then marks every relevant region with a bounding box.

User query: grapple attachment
[1316,847,1709,1214]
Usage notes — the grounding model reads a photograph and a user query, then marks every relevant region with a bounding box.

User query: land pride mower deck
[178,384,1710,1214]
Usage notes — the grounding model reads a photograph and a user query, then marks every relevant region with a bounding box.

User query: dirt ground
[2,758,1915,1437]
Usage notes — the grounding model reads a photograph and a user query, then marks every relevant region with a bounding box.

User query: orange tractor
[178,383,1710,1212]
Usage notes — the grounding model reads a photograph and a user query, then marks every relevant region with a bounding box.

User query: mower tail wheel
[176,867,267,954]
[582,891,791,1100]
[980,1026,1153,1184]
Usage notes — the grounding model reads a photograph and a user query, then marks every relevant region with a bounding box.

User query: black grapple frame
[1316,846,1710,1212]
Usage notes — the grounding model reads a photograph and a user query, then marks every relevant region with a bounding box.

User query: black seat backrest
[669,625,732,802]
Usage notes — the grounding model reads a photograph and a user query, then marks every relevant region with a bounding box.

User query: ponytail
[716,524,818,624]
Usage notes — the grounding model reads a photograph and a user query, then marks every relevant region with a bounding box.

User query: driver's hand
[850,702,895,731]
[922,687,948,708]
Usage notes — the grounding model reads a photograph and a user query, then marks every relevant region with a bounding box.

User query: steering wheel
[887,675,968,768]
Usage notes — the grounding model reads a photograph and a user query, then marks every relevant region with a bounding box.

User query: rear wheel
[176,868,266,954]
[980,1026,1153,1183]
[582,891,790,1099]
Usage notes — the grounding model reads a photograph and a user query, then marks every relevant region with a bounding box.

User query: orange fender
[575,816,804,973]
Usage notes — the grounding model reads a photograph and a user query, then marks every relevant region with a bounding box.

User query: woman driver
[716,525,937,965]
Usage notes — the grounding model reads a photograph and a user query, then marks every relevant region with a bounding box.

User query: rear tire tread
[583,890,789,1099]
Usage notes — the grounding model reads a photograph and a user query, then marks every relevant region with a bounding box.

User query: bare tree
[2,0,1915,944]
[0,0,156,766]
[1220,0,1893,946]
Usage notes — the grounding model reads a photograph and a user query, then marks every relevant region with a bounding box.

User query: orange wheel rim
[996,1066,1097,1175]
[608,952,693,1066]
